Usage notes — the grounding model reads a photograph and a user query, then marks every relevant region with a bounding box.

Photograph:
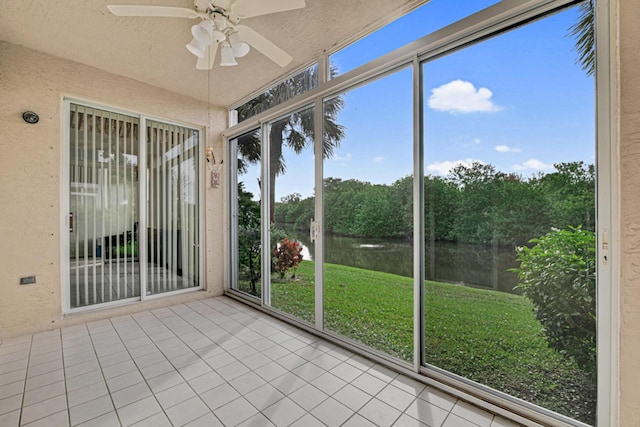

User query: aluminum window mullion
[171,125,179,291]
[130,119,136,296]
[62,102,71,314]
[148,123,155,296]
[152,123,159,295]
[313,98,324,331]
[175,125,183,290]
[196,129,201,287]
[107,113,113,302]
[595,0,618,425]
[139,118,148,300]
[262,121,271,307]
[183,130,190,289]
[91,111,97,305]
[115,115,122,300]
[185,130,192,288]
[100,116,106,303]
[82,108,89,306]
[122,116,128,300]
[155,125,161,295]
[162,125,168,293]
[73,107,80,308]
[228,139,239,293]
[413,56,425,372]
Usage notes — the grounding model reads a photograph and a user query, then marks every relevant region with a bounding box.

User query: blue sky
[241,0,594,201]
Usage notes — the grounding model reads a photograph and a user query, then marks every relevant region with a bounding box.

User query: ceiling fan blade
[196,42,220,70]
[107,5,200,19]
[236,25,292,67]
[232,0,305,18]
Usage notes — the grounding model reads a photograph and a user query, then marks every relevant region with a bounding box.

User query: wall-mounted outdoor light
[22,111,39,124]
[206,147,222,188]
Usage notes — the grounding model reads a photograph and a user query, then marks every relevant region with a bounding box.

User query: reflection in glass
[422,5,596,424]
[323,67,414,362]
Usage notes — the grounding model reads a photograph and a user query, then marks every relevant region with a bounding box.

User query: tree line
[274,161,595,246]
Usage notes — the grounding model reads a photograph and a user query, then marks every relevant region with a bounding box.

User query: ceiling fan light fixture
[106,1,304,70]
[191,20,214,44]
[219,43,238,66]
[228,32,250,57]
[212,14,227,31]
[186,38,206,58]
[233,42,250,58]
[212,30,226,44]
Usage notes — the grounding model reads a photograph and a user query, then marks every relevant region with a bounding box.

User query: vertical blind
[68,103,200,310]
[146,120,200,295]
[69,104,140,308]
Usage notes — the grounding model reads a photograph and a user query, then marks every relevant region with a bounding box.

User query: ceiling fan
[106,0,305,70]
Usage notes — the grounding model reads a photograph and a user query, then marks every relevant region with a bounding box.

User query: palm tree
[569,0,594,76]
[236,65,345,222]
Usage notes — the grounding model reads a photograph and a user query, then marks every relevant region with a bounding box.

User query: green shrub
[513,226,596,379]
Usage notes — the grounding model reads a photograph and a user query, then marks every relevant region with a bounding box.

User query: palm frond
[568,0,595,76]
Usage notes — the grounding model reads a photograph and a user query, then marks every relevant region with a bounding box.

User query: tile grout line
[107,312,169,426]
[166,301,321,426]
[131,306,226,426]
[16,334,34,427]
[78,322,114,427]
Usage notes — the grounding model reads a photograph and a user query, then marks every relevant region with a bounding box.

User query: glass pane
[147,120,200,295]
[422,5,595,424]
[235,64,318,123]
[69,105,140,308]
[270,106,315,324]
[323,67,414,362]
[234,129,263,298]
[330,0,500,78]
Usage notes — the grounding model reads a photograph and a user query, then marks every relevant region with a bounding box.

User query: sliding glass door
[69,105,140,307]
[146,120,200,296]
[67,102,201,311]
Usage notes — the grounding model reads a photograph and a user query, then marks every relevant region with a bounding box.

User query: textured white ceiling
[0,0,426,107]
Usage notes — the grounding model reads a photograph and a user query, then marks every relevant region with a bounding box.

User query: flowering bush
[272,238,304,279]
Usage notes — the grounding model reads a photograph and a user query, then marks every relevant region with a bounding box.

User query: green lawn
[266,260,595,424]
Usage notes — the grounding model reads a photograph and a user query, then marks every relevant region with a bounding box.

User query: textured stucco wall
[618,0,640,423]
[0,41,226,338]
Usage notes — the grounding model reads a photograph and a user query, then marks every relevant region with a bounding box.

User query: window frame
[61,97,206,315]
[224,1,616,425]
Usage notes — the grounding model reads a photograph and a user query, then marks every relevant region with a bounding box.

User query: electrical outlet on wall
[20,276,36,285]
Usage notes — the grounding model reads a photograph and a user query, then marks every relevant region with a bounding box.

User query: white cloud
[495,145,521,153]
[513,158,554,171]
[373,156,385,163]
[428,80,501,114]
[331,153,352,162]
[473,138,482,145]
[426,158,481,176]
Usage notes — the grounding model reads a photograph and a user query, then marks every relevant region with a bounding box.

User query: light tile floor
[0,296,524,427]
